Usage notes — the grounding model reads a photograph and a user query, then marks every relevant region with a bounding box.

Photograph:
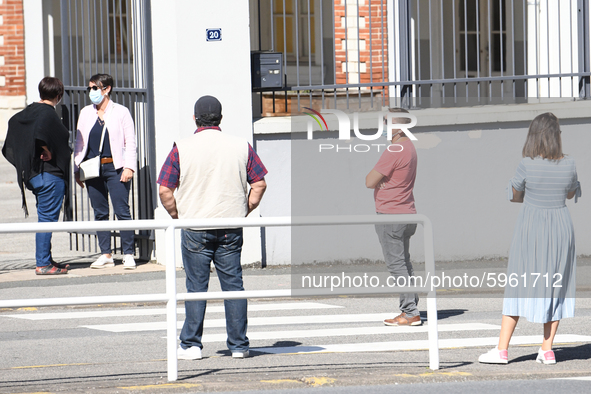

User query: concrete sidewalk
[0,145,169,283]
[0,258,167,283]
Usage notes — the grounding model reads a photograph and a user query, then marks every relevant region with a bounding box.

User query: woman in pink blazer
[74,74,137,269]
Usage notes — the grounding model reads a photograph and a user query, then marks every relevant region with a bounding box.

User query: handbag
[79,120,107,182]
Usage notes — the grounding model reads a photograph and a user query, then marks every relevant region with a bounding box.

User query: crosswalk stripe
[7,297,590,358]
[197,323,500,343]
[251,334,591,355]
[81,313,404,332]
[154,323,499,342]
[1,302,342,320]
[548,377,591,381]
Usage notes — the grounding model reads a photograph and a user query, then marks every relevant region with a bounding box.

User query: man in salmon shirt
[365,107,421,327]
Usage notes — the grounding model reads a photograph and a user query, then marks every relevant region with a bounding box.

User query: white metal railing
[0,214,438,381]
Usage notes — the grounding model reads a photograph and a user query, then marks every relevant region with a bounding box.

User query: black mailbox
[251,52,283,89]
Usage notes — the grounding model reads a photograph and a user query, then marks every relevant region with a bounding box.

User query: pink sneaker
[536,348,556,365]
[478,347,508,364]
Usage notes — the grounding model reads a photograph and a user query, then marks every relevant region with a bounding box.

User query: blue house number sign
[206,29,222,42]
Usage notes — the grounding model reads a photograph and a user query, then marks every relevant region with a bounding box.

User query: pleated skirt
[502,204,576,323]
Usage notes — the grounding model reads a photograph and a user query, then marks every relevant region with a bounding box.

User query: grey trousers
[375,221,419,317]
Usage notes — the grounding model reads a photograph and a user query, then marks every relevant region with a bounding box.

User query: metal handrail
[0,214,438,381]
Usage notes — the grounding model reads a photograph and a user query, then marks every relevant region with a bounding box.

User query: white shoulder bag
[79,119,107,182]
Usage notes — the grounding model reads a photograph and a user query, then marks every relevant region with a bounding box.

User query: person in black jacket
[2,77,72,275]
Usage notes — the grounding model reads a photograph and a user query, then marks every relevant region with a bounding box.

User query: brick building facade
[0,0,26,140]
[334,0,388,100]
[0,0,25,95]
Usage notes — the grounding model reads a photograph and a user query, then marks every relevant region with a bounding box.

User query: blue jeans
[26,173,66,267]
[85,162,134,255]
[180,228,249,352]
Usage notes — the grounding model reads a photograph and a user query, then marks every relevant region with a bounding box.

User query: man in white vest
[157,95,268,360]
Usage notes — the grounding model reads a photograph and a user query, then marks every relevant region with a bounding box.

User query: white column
[152,0,259,266]
[343,0,366,85]
[23,0,45,104]
[388,0,398,102]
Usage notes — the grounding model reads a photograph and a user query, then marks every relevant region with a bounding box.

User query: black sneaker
[36,265,68,275]
[51,260,70,269]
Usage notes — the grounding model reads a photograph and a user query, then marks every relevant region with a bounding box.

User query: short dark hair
[194,96,222,127]
[38,77,64,101]
[195,113,222,127]
[387,107,411,124]
[89,73,114,96]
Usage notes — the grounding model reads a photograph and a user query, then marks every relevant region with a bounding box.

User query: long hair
[522,112,563,160]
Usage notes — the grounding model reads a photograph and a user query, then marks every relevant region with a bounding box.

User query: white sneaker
[177,345,202,360]
[123,254,136,270]
[90,255,115,269]
[536,348,556,365]
[232,350,249,359]
[478,347,508,364]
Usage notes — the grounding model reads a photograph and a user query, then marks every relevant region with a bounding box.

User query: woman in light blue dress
[479,113,581,365]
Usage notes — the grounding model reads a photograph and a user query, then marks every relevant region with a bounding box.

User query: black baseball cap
[194,95,222,119]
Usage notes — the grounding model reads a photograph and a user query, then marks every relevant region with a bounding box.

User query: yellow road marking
[261,379,302,384]
[18,307,38,311]
[419,371,472,377]
[437,371,472,377]
[12,363,91,369]
[118,383,202,390]
[303,377,336,387]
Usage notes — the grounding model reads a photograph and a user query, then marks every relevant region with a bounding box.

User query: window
[458,0,506,75]
[273,0,315,62]
[108,0,129,57]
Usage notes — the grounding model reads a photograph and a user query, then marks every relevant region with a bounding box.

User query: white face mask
[89,88,105,105]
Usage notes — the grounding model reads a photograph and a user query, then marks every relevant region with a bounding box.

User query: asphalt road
[1,147,590,394]
[1,266,591,394]
[222,379,591,394]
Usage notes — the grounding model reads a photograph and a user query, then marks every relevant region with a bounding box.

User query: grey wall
[255,117,590,264]
[255,135,292,265]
